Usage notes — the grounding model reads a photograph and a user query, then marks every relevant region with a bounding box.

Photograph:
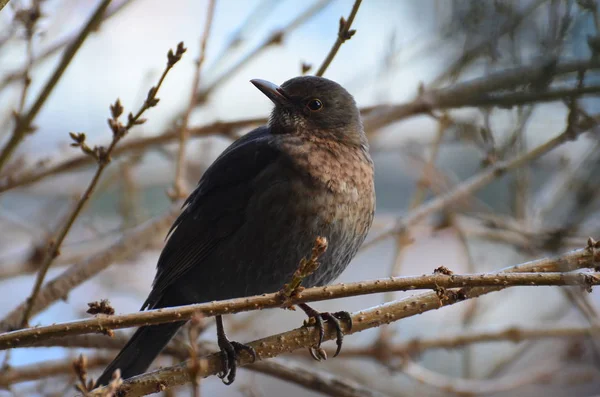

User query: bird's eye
[307,99,323,111]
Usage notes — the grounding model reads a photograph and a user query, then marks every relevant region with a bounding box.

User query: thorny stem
[173,0,216,199]
[1,246,598,350]
[315,0,362,77]
[17,42,186,329]
[0,0,112,174]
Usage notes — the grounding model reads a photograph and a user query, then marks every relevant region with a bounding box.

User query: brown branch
[0,203,181,332]
[0,0,10,12]
[0,117,265,193]
[172,0,216,199]
[340,326,600,358]
[470,84,600,108]
[19,325,598,394]
[0,355,113,388]
[15,43,186,329]
[86,246,598,395]
[0,246,597,350]
[400,359,563,395]
[0,347,383,397]
[315,0,362,77]
[364,58,600,135]
[0,104,380,193]
[250,358,386,397]
[0,0,112,173]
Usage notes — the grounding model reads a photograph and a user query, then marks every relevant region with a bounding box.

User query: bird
[95,75,375,387]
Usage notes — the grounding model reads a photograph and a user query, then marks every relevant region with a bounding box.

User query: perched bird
[95,76,375,387]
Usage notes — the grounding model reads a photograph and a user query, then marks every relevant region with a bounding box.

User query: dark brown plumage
[96,76,375,388]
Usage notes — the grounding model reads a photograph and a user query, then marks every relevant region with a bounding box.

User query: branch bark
[0,247,597,350]
[87,245,598,395]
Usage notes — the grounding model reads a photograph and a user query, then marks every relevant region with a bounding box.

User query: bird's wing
[142,126,281,310]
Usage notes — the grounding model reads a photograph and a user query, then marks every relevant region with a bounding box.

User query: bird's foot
[216,317,256,385]
[298,303,353,360]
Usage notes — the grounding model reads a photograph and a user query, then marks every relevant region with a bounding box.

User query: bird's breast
[279,136,375,237]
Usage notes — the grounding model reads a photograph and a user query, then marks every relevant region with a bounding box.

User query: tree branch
[15,42,187,329]
[86,245,598,395]
[172,0,216,199]
[0,246,597,350]
[0,202,181,332]
[0,0,113,173]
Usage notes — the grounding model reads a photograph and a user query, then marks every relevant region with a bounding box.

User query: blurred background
[0,0,600,396]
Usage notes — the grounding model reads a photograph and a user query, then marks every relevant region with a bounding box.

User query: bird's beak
[250,79,290,106]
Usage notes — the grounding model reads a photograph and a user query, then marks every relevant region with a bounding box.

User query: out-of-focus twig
[15,42,186,329]
[432,0,550,86]
[0,202,181,332]
[0,0,112,174]
[0,0,10,12]
[173,0,216,199]
[194,0,333,103]
[364,58,600,135]
[251,358,386,397]
[0,0,136,92]
[363,108,595,250]
[400,359,562,396]
[0,354,113,388]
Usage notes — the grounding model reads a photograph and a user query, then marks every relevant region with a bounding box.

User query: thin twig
[0,0,137,92]
[0,0,112,174]
[2,58,597,193]
[315,0,362,77]
[279,236,328,301]
[16,42,186,329]
[364,58,600,135]
[362,114,593,250]
[0,117,265,193]
[0,355,113,388]
[194,0,333,103]
[173,0,216,199]
[251,358,386,397]
[0,202,181,332]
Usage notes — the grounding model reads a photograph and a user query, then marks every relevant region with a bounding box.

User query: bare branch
[315,0,362,77]
[0,0,113,173]
[87,246,597,395]
[0,246,597,350]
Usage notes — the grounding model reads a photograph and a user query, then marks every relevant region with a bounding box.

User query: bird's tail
[95,321,185,387]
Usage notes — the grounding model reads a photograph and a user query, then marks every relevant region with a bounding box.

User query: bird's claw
[299,303,352,360]
[217,338,256,385]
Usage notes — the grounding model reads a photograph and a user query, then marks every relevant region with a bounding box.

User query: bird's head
[251,76,366,147]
